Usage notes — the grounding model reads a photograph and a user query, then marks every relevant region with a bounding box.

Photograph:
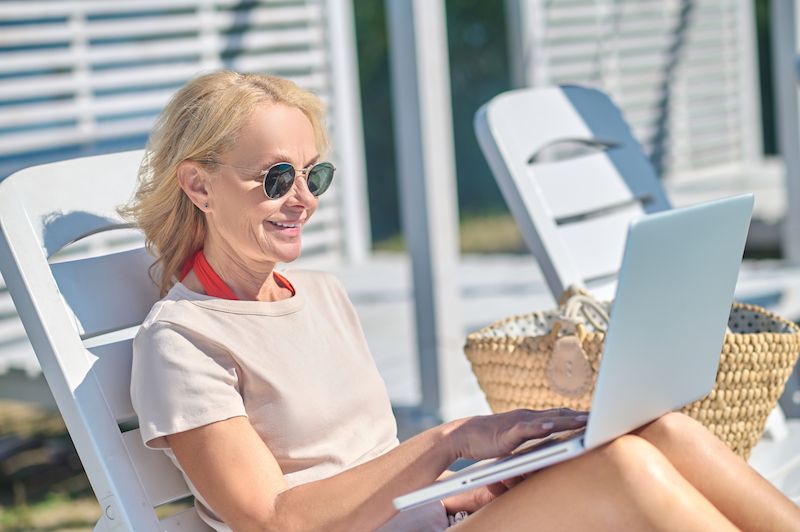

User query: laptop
[394,193,754,511]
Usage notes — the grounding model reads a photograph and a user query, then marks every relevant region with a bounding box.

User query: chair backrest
[0,151,209,530]
[474,85,672,300]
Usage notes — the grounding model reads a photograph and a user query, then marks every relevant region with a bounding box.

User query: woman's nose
[286,171,316,205]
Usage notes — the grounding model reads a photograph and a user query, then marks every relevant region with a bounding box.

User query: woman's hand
[441,408,588,514]
[447,408,588,462]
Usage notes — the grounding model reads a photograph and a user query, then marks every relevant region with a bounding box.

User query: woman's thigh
[450,433,735,532]
[635,411,800,531]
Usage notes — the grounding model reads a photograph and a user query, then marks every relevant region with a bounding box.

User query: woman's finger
[508,413,588,444]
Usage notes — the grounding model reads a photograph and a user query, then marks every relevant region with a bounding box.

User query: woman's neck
[194,242,291,302]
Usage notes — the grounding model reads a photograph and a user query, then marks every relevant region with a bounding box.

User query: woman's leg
[452,434,737,531]
[636,412,800,531]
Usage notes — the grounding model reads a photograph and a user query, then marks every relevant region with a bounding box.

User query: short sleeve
[131,321,247,449]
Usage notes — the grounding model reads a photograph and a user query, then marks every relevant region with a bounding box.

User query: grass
[0,493,192,531]
[0,402,191,531]
[374,211,526,254]
[0,492,99,531]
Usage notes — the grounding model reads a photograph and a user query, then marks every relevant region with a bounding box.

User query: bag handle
[552,284,610,337]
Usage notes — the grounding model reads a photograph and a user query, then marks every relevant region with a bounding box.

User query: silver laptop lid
[584,194,754,448]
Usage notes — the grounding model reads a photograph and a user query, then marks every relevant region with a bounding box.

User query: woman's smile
[267,219,303,237]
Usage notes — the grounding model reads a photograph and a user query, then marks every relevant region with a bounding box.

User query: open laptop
[394,193,754,511]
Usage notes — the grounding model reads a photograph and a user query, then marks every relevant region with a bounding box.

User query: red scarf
[179,249,295,300]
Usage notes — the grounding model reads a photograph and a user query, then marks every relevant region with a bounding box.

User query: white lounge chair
[474,85,800,503]
[0,150,211,530]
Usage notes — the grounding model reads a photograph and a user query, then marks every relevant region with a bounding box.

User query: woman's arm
[167,409,586,531]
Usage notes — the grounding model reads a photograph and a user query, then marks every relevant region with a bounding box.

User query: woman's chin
[273,243,304,264]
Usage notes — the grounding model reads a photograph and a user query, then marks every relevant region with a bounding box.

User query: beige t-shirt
[131,270,448,531]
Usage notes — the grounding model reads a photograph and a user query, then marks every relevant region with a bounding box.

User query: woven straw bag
[464,289,800,459]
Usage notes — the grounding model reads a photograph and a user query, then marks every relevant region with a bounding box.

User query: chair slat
[531,154,641,220]
[88,337,136,423]
[121,429,192,507]
[7,151,142,255]
[160,507,212,531]
[559,203,644,283]
[52,247,158,338]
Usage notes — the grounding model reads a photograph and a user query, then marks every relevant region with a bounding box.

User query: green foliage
[353,1,513,243]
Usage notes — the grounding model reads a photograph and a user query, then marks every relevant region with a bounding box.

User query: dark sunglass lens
[264,163,295,199]
[307,163,334,197]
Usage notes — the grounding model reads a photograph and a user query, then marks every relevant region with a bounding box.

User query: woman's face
[205,103,320,266]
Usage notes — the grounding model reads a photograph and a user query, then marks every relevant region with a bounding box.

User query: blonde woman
[123,71,800,531]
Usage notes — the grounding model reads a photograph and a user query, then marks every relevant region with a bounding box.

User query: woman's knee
[638,412,723,454]
[596,434,680,494]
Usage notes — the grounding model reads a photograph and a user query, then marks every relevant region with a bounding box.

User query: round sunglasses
[206,160,335,199]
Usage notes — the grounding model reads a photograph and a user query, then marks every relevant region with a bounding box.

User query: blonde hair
[119,71,329,296]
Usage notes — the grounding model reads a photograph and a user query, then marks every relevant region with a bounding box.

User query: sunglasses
[207,160,335,200]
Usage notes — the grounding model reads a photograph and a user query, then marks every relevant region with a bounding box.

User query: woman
[123,71,800,531]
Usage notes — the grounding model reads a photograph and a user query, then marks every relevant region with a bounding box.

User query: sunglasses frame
[202,159,335,200]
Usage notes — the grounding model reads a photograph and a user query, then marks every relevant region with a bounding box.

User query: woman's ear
[177,160,210,211]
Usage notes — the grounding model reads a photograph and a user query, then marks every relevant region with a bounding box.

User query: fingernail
[541,421,554,430]
[576,414,589,421]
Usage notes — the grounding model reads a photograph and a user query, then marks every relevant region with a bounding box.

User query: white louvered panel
[304,207,340,244]
[689,2,738,21]
[676,57,739,79]
[667,146,742,175]
[302,225,342,255]
[0,291,15,316]
[669,138,741,168]
[617,2,679,17]
[674,69,738,93]
[527,0,753,180]
[81,5,321,41]
[0,90,173,129]
[680,103,741,132]
[226,49,328,74]
[545,41,611,62]
[671,81,739,104]
[614,35,677,56]
[0,117,155,157]
[0,0,307,19]
[670,145,744,172]
[666,134,742,165]
[307,202,341,226]
[0,63,201,92]
[0,318,26,348]
[547,62,602,83]
[619,105,668,129]
[683,32,737,53]
[680,38,739,62]
[0,75,327,134]
[615,51,679,72]
[543,27,599,45]
[691,26,738,44]
[664,106,739,140]
[0,63,327,104]
[612,70,669,92]
[615,90,669,115]
[669,129,742,156]
[615,19,675,35]
[3,33,323,74]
